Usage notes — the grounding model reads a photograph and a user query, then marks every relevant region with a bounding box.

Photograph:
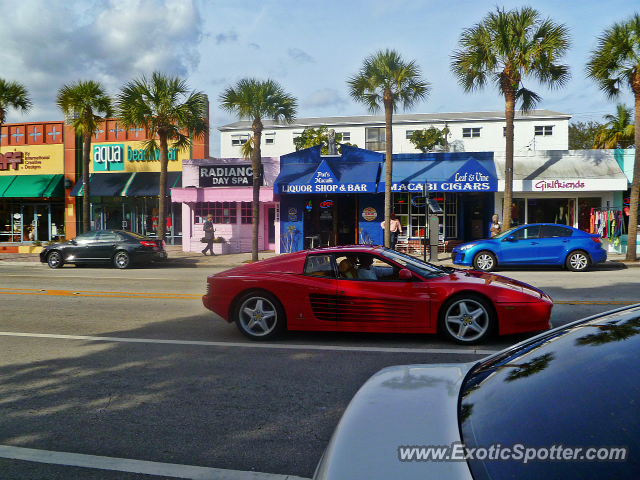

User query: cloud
[215,30,238,44]
[248,42,260,49]
[0,0,204,122]
[303,89,347,110]
[287,48,314,65]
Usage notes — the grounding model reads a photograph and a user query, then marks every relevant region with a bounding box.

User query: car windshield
[491,226,518,239]
[380,248,449,278]
[459,306,640,480]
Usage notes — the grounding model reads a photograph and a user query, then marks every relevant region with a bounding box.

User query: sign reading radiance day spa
[199,164,261,187]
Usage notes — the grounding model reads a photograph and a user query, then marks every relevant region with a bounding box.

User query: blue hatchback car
[452,223,607,272]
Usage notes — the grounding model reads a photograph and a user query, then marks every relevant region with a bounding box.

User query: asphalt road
[0,263,638,479]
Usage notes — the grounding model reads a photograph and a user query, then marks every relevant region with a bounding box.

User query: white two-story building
[219,109,570,157]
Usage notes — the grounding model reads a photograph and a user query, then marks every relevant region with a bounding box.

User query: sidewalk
[1,245,638,268]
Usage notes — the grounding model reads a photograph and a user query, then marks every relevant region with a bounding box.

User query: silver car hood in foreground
[314,363,474,480]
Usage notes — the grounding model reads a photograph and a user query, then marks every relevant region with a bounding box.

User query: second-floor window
[340,132,351,142]
[264,132,275,145]
[231,134,249,146]
[365,127,385,151]
[463,127,481,138]
[406,130,416,139]
[535,125,553,136]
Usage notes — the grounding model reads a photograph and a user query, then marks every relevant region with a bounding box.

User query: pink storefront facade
[171,157,280,253]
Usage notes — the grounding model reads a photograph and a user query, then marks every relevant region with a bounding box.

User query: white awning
[494,150,629,192]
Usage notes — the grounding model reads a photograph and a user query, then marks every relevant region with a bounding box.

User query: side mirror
[505,235,516,242]
[70,239,77,245]
[399,268,413,280]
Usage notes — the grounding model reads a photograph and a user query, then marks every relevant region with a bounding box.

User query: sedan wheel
[439,295,494,345]
[235,292,285,340]
[473,251,496,272]
[566,251,590,272]
[114,251,131,269]
[47,251,63,269]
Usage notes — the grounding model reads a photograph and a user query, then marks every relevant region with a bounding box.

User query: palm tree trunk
[625,88,640,261]
[251,118,263,262]
[82,133,91,233]
[384,93,393,248]
[158,136,169,242]
[502,88,516,231]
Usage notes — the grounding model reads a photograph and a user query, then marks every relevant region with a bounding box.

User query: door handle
[340,291,345,294]
[531,242,538,245]
[562,240,570,242]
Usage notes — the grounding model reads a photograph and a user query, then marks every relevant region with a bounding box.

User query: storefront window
[393,192,458,239]
[527,198,575,225]
[509,198,526,227]
[195,202,237,224]
[241,202,252,224]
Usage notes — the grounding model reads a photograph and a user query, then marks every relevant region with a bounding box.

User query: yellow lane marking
[0,287,202,300]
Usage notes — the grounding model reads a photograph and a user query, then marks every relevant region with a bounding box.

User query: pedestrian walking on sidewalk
[202,214,216,256]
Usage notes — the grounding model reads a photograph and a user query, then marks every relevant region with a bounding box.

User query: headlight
[459,244,477,251]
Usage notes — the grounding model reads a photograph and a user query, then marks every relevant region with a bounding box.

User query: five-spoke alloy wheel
[114,251,131,269]
[473,251,497,272]
[47,251,64,269]
[235,292,285,340]
[566,251,590,272]
[439,295,495,345]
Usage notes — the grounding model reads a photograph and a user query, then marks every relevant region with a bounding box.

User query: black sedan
[40,230,167,269]
[314,304,640,480]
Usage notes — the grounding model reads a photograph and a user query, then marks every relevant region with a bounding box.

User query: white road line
[0,445,309,480]
[1,274,165,279]
[0,331,496,355]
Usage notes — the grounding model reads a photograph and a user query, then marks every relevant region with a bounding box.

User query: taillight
[590,237,601,244]
[140,240,156,247]
[162,240,166,248]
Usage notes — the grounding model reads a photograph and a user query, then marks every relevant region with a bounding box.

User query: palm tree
[220,78,297,262]
[451,7,570,230]
[0,78,32,151]
[348,49,430,248]
[587,14,640,262]
[116,72,209,242]
[56,80,113,233]
[593,104,635,149]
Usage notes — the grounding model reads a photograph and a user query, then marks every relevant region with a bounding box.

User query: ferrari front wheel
[235,291,285,340]
[439,294,495,345]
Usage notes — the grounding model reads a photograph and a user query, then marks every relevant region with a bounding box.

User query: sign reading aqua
[127,146,178,162]
[93,144,124,171]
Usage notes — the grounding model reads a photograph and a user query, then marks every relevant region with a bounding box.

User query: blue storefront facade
[275,145,498,253]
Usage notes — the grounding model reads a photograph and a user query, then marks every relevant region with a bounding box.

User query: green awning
[2,174,65,198]
[0,176,16,197]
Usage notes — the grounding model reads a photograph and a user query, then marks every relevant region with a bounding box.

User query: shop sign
[199,164,258,187]
[533,180,586,192]
[362,207,377,221]
[127,146,178,162]
[0,151,23,170]
[93,144,124,171]
[281,183,371,193]
[288,208,298,221]
[320,200,333,209]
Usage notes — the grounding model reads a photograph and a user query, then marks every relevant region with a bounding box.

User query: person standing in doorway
[381,213,403,250]
[202,214,216,256]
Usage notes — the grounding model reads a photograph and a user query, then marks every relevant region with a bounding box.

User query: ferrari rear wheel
[473,251,497,272]
[235,291,285,341]
[47,251,64,269]
[439,294,495,345]
[566,250,590,272]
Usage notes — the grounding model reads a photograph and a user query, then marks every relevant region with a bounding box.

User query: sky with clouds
[0,0,636,156]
